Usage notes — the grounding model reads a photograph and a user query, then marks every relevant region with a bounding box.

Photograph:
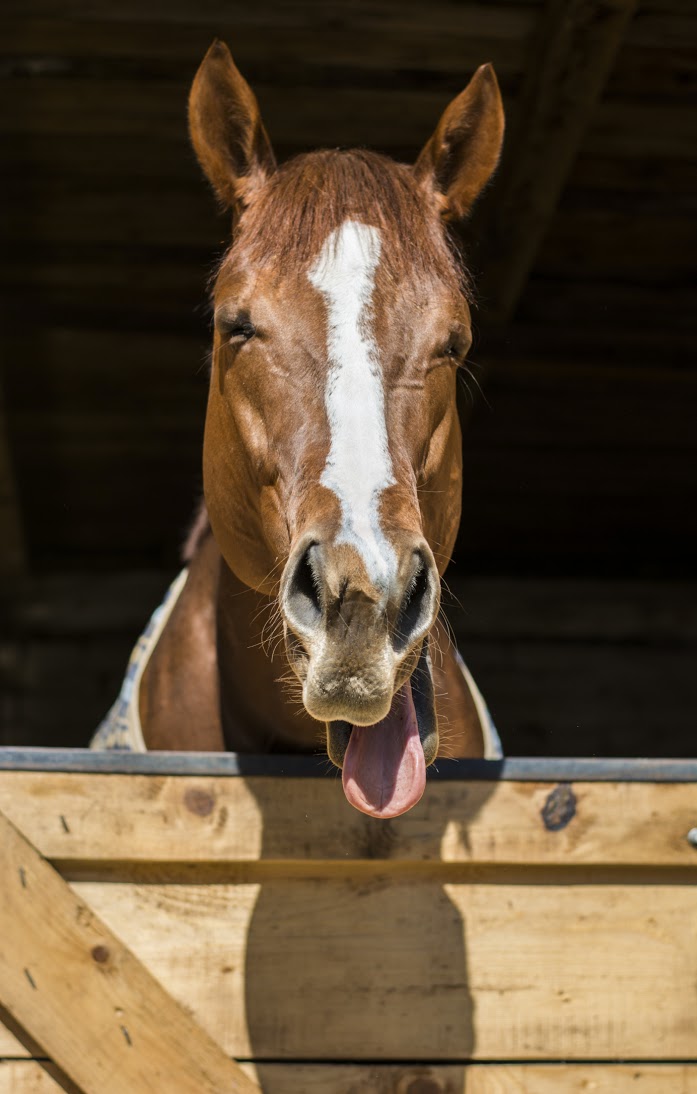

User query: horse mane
[224,149,470,294]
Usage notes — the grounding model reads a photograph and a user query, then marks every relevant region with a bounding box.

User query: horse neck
[140,532,320,753]
[216,551,323,754]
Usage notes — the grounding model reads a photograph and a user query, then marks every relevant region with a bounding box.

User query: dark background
[1,0,696,755]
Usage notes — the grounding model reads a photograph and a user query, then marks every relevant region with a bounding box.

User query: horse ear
[189,41,276,212]
[414,64,504,221]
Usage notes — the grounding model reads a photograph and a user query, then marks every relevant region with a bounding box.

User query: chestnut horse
[93,42,505,818]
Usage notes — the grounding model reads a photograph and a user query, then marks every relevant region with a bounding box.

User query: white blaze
[309,220,396,590]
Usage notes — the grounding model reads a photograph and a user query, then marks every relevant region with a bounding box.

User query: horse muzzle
[279,534,441,818]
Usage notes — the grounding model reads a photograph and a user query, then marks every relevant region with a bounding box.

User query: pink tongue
[342,681,426,818]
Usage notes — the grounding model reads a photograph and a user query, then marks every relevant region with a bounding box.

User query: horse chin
[326,641,438,819]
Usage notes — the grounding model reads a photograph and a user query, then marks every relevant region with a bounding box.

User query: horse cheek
[419,410,462,575]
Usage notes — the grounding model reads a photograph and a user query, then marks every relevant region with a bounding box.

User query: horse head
[189,42,504,816]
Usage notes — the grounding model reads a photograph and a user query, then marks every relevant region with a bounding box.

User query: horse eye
[217,312,257,344]
[443,337,462,361]
[226,320,256,343]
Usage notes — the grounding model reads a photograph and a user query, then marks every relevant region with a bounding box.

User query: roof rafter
[476,0,638,328]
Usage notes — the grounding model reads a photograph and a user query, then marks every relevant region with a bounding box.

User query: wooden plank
[2,329,209,416]
[568,153,697,203]
[11,422,696,497]
[0,378,24,575]
[5,571,697,752]
[22,137,695,264]
[3,571,696,642]
[5,331,697,457]
[3,13,531,79]
[0,772,696,866]
[7,426,696,571]
[0,244,209,315]
[466,359,697,452]
[1,568,169,638]
[2,1,537,38]
[607,41,697,100]
[535,209,697,281]
[0,571,170,636]
[448,575,697,642]
[9,127,696,199]
[2,176,216,249]
[0,76,483,149]
[477,0,639,326]
[452,497,697,584]
[7,331,697,451]
[0,638,137,750]
[5,323,694,572]
[2,877,696,1060]
[3,1061,697,1093]
[487,319,696,370]
[516,277,697,334]
[585,101,697,161]
[0,809,260,1093]
[462,640,697,758]
[11,477,696,575]
[0,1056,78,1093]
[9,262,688,352]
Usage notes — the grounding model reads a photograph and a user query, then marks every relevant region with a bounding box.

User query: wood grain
[2,876,696,1060]
[0,772,696,867]
[2,1061,697,1093]
[0,809,260,1092]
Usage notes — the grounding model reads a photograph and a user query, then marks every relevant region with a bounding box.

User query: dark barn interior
[1,0,696,756]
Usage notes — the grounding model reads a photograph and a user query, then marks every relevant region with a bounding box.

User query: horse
[92,41,505,819]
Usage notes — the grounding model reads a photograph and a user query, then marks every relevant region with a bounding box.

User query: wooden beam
[0,771,696,868]
[476,0,638,327]
[3,872,697,1062]
[0,379,24,575]
[0,773,695,1065]
[3,1061,697,1094]
[0,808,260,1094]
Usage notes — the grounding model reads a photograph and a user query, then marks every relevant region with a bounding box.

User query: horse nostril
[394,554,436,653]
[284,543,323,635]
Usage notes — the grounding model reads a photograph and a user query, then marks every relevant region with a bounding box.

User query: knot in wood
[183,787,215,817]
[541,783,577,831]
[91,944,110,964]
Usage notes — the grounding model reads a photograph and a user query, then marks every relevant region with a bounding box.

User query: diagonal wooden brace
[0,808,260,1094]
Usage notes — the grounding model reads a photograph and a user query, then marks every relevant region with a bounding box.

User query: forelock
[220,149,468,294]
